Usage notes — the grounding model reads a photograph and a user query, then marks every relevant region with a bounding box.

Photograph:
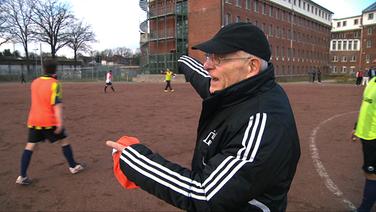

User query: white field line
[309,111,358,210]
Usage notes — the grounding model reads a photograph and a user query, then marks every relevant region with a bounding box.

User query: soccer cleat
[69,164,85,174]
[171,89,174,92]
[164,90,168,92]
[16,176,32,185]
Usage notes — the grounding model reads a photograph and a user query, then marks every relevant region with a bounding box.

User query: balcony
[149,29,175,41]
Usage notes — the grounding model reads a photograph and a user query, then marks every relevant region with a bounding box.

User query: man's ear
[247,58,261,77]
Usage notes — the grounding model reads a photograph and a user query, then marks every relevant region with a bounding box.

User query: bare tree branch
[67,20,96,62]
[0,0,34,71]
[31,0,74,58]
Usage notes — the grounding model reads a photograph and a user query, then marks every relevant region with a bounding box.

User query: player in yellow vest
[163,68,175,92]
[352,76,376,212]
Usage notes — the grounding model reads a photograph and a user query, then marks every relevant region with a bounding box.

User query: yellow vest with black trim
[165,71,173,81]
[355,77,376,140]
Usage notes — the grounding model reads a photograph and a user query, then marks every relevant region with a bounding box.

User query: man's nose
[203,60,214,71]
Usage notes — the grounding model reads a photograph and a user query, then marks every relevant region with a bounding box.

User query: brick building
[140,0,188,73]
[140,0,333,76]
[329,2,376,74]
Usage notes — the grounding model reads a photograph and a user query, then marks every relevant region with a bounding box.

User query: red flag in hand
[112,136,140,189]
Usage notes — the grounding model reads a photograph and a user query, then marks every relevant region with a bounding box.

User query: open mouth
[211,77,219,82]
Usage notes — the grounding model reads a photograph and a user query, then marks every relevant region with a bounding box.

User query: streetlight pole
[40,43,43,73]
[33,48,38,77]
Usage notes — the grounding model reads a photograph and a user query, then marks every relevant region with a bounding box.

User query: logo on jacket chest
[202,130,217,146]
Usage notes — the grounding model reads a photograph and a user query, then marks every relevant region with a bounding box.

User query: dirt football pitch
[0,81,374,211]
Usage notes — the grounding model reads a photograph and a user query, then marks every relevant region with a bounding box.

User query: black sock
[62,145,77,168]
[20,150,33,177]
[358,179,376,212]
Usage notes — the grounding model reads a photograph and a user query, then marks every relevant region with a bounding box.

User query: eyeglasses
[205,53,252,67]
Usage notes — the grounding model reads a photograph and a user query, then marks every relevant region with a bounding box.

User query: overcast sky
[0,0,375,58]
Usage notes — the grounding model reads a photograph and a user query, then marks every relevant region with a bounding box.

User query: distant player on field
[163,68,175,92]
[104,70,115,93]
[16,60,84,185]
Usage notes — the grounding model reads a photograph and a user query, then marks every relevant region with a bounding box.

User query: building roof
[309,0,334,14]
[363,1,376,13]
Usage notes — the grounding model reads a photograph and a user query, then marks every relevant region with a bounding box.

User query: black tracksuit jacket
[119,55,300,212]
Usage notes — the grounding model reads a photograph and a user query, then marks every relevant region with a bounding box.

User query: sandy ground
[0,81,374,211]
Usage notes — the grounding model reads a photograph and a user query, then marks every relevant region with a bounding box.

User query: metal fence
[0,64,140,82]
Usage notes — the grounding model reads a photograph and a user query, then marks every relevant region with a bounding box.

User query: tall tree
[113,47,132,58]
[0,0,34,70]
[0,0,10,46]
[67,20,96,63]
[31,0,73,58]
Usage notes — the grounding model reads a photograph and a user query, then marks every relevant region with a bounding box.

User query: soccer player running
[16,60,84,185]
[104,70,115,93]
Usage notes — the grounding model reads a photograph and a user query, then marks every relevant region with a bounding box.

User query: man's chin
[209,86,221,94]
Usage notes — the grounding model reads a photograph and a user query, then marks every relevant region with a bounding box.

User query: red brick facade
[143,0,332,75]
[188,0,332,76]
[362,25,376,70]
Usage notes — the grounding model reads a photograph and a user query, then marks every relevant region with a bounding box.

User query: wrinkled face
[203,51,261,94]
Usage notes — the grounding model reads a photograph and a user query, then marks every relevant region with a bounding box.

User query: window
[342,21,346,27]
[337,22,341,27]
[236,16,241,22]
[262,3,266,15]
[333,56,337,62]
[225,0,231,3]
[332,41,336,50]
[367,40,372,48]
[354,31,359,38]
[343,41,347,50]
[236,0,241,7]
[269,5,273,16]
[342,67,346,73]
[368,13,374,20]
[350,55,356,62]
[245,0,250,9]
[269,24,273,36]
[338,41,342,50]
[366,55,371,63]
[354,40,358,49]
[254,0,258,12]
[276,27,280,37]
[225,13,231,25]
[354,19,358,25]
[342,56,347,62]
[348,40,352,50]
[368,27,372,35]
[332,66,337,73]
[262,23,266,33]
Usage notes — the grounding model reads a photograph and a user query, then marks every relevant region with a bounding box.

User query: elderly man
[106,22,300,211]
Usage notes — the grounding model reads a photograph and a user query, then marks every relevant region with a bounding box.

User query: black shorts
[106,82,112,86]
[28,127,67,143]
[360,139,376,174]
